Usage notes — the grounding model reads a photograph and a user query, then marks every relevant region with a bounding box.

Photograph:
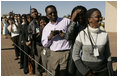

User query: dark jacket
[28,19,41,55]
[65,21,86,75]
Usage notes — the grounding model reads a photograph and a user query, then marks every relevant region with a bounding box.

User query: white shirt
[11,24,19,37]
[41,17,71,51]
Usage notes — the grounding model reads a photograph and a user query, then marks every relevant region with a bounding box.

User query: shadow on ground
[1,48,14,50]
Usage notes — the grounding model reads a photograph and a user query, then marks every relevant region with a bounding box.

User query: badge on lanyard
[93,46,99,57]
[36,28,40,33]
[43,49,46,55]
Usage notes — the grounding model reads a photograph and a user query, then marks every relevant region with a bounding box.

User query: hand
[71,9,82,22]
[87,71,96,76]
[48,30,54,40]
[59,30,65,38]
[87,72,93,76]
[26,41,31,46]
[36,32,40,38]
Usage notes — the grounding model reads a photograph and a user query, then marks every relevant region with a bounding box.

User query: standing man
[42,5,71,76]
[28,8,43,75]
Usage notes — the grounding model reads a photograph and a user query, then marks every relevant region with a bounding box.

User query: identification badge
[43,49,46,55]
[36,28,40,33]
[93,47,99,57]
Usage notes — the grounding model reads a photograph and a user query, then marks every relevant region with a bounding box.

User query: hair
[39,16,49,23]
[86,8,101,24]
[22,14,27,18]
[21,14,29,25]
[7,18,14,24]
[71,5,87,17]
[45,5,57,13]
[86,8,101,19]
[30,8,38,14]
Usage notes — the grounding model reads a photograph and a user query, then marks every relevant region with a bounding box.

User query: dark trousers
[23,44,30,74]
[20,45,24,68]
[12,36,20,58]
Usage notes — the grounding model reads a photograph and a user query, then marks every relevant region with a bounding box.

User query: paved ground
[1,32,117,76]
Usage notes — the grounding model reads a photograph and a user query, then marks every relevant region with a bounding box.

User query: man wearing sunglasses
[41,5,71,76]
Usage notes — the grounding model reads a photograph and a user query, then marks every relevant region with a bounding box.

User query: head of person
[30,8,38,19]
[45,5,58,22]
[26,14,33,23]
[86,8,102,28]
[8,18,14,25]
[17,14,21,23]
[71,6,87,25]
[39,16,49,29]
[38,13,42,17]
[14,14,18,21]
[21,14,27,24]
[8,12,13,18]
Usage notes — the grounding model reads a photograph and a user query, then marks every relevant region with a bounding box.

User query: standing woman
[64,6,87,76]
[72,8,114,76]
[8,18,20,60]
[2,16,9,38]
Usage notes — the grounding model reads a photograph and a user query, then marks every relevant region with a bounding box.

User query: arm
[72,33,90,75]
[41,26,53,48]
[64,21,76,40]
[65,9,82,41]
[104,36,114,76]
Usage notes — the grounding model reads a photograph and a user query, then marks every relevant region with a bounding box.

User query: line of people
[2,5,114,76]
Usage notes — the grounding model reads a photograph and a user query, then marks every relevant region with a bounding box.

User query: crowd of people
[1,5,114,76]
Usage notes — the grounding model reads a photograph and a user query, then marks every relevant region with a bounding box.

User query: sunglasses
[48,12,57,15]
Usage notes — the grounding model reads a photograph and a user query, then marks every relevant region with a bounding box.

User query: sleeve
[64,21,76,41]
[41,26,52,48]
[27,22,33,41]
[104,35,114,76]
[72,33,90,75]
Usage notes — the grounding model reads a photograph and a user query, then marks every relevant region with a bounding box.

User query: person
[38,16,49,75]
[72,8,114,76]
[7,18,20,60]
[28,8,42,75]
[19,14,31,74]
[26,14,33,23]
[2,16,9,39]
[41,5,71,76]
[64,5,87,76]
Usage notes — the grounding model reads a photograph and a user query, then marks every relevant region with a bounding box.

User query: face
[46,7,58,22]
[27,16,32,23]
[8,20,13,25]
[88,11,102,28]
[40,19,47,29]
[17,16,21,22]
[22,17,26,22]
[14,15,17,20]
[30,9,38,19]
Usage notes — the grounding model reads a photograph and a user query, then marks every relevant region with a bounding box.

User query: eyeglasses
[90,15,103,19]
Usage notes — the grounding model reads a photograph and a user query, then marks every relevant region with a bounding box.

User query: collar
[88,25,100,33]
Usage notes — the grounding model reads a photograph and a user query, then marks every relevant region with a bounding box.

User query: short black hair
[30,8,38,14]
[39,16,49,23]
[45,5,57,13]
[22,14,27,18]
[71,5,87,16]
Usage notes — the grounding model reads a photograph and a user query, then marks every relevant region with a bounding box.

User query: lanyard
[88,28,98,48]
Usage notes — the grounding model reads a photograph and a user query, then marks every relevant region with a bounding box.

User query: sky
[1,1,105,17]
